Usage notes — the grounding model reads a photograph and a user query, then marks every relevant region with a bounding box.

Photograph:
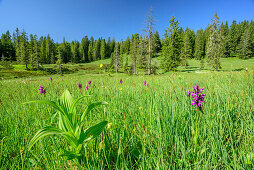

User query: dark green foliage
[206,11,223,71]
[236,27,253,59]
[161,14,182,71]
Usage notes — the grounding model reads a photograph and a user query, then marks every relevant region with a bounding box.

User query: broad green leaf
[23,100,65,115]
[28,126,64,150]
[59,149,81,160]
[80,101,108,122]
[60,89,74,113]
[78,121,108,144]
[62,132,79,147]
[69,95,90,114]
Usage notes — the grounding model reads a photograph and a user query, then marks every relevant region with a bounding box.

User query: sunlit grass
[0,60,253,168]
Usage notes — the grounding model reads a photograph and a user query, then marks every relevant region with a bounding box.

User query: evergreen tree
[130,33,139,74]
[206,11,223,71]
[161,14,182,71]
[152,31,161,53]
[93,39,101,60]
[123,36,130,54]
[236,27,253,59]
[220,21,230,58]
[71,40,80,63]
[100,39,106,60]
[194,29,205,69]
[88,42,94,62]
[181,28,193,68]
[17,30,29,68]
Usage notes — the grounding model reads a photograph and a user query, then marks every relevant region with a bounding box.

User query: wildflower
[39,86,46,95]
[144,81,146,86]
[77,83,82,89]
[147,84,150,87]
[86,85,90,90]
[187,84,205,107]
[100,64,103,68]
[88,81,92,85]
[50,77,52,82]
[107,123,112,129]
[120,79,123,85]
[120,88,122,91]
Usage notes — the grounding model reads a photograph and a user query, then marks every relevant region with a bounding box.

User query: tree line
[0,10,253,73]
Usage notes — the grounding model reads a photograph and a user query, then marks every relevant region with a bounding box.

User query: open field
[0,58,253,169]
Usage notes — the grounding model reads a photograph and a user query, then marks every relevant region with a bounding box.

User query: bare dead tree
[143,5,156,75]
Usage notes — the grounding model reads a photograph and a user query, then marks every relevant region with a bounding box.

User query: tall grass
[0,70,253,168]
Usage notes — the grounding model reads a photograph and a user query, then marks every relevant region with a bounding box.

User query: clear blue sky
[0,0,253,42]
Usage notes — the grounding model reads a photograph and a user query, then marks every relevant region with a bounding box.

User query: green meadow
[0,58,253,169]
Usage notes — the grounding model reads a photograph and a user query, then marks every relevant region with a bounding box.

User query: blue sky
[0,0,253,42]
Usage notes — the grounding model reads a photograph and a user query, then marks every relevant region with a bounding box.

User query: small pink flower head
[144,81,146,86]
[39,86,46,95]
[86,85,90,90]
[78,83,82,89]
[50,77,52,81]
[88,81,92,85]
[120,79,123,85]
[187,84,205,107]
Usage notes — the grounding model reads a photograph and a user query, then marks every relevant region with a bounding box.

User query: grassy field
[0,58,253,169]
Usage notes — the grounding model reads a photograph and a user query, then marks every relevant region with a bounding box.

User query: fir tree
[206,11,223,71]
[236,27,253,59]
[161,14,182,71]
[195,29,205,69]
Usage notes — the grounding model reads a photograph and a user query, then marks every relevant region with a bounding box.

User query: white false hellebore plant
[24,89,108,165]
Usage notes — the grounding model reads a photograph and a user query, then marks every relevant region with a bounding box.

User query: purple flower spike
[120,79,123,85]
[187,85,205,107]
[144,81,146,86]
[39,86,46,95]
[50,77,52,81]
[78,83,82,89]
[88,81,92,85]
[85,85,90,90]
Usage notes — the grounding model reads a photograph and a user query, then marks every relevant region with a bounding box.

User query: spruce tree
[206,11,223,71]
[194,29,205,69]
[236,27,253,59]
[100,39,106,60]
[181,28,193,68]
[161,14,182,71]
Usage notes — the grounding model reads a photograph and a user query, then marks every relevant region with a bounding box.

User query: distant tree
[123,36,130,54]
[152,31,161,53]
[93,39,101,60]
[110,37,115,54]
[88,43,94,62]
[161,14,182,71]
[236,27,253,59]
[138,35,148,70]
[100,39,106,60]
[206,11,223,71]
[79,37,86,62]
[17,30,29,68]
[130,33,139,74]
[194,29,205,69]
[181,28,193,68]
[71,40,80,63]
[219,21,230,58]
[57,46,63,76]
